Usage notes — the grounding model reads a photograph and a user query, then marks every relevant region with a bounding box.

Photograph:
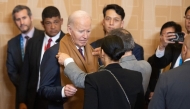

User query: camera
[168,32,185,42]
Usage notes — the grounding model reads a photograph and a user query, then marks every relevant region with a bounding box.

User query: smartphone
[168,32,185,42]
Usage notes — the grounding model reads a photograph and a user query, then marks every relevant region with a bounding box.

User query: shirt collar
[44,31,61,42]
[21,27,35,38]
[76,46,84,50]
[184,58,190,62]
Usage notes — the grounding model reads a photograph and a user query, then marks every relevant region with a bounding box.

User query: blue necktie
[179,58,183,66]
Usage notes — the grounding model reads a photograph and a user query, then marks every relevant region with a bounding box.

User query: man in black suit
[146,21,183,102]
[91,4,144,60]
[148,34,190,109]
[6,5,43,109]
[18,6,76,109]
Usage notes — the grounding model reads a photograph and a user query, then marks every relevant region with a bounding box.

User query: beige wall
[0,0,189,109]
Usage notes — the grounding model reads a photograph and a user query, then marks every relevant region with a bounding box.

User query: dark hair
[160,21,182,35]
[42,6,61,21]
[185,6,190,15]
[101,35,125,61]
[108,28,135,51]
[12,5,32,20]
[103,4,125,20]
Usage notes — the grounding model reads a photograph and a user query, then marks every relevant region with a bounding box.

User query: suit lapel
[16,34,23,62]
[35,32,45,67]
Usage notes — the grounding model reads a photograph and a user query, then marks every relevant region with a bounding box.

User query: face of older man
[68,17,91,47]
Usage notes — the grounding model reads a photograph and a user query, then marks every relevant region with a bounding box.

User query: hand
[56,52,71,65]
[149,92,154,100]
[64,84,77,97]
[159,32,175,50]
[92,47,101,57]
[19,103,27,109]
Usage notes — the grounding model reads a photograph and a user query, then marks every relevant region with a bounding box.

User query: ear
[41,21,44,28]
[101,49,105,58]
[120,20,124,28]
[67,25,72,35]
[182,44,187,55]
[60,18,63,25]
[30,15,33,21]
[102,19,105,26]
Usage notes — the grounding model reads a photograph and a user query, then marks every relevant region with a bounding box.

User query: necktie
[45,38,52,51]
[179,58,183,66]
[25,36,29,47]
[78,47,85,60]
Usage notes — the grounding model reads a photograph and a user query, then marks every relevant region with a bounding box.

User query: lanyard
[20,35,25,61]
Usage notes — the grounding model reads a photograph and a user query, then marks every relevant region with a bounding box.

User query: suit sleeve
[6,41,20,87]
[133,43,144,60]
[38,47,65,102]
[83,75,98,109]
[148,74,166,109]
[148,45,173,69]
[64,62,87,88]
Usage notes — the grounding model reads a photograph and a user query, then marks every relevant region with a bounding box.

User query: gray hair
[67,10,91,26]
[108,28,135,51]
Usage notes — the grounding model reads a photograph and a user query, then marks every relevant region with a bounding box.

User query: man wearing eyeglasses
[146,6,190,101]
[18,6,76,109]
[184,6,190,34]
[91,4,144,61]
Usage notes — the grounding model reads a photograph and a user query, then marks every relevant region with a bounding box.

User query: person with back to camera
[84,35,144,109]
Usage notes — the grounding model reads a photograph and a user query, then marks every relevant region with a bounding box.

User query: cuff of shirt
[64,58,74,67]
[156,46,165,58]
[61,86,66,97]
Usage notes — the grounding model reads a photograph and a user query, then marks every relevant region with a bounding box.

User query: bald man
[38,10,98,109]
[148,35,190,109]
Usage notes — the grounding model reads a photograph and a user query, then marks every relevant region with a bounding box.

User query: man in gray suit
[148,34,190,109]
[56,28,151,93]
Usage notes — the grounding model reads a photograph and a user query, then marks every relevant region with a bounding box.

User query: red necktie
[45,38,52,51]
[78,48,85,60]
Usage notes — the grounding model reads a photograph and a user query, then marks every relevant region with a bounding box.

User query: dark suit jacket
[6,28,43,109]
[38,43,67,109]
[18,31,64,109]
[148,43,182,69]
[91,39,144,60]
[148,60,190,109]
[84,63,145,109]
[145,43,182,102]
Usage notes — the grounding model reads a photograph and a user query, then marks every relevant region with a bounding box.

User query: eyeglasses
[184,16,190,20]
[104,17,122,23]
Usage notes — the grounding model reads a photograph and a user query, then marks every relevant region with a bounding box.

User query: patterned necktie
[78,47,85,60]
[45,38,52,51]
[25,36,30,47]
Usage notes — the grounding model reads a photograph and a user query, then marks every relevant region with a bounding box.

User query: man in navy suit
[6,5,43,109]
[148,34,190,109]
[18,6,77,109]
[91,4,144,60]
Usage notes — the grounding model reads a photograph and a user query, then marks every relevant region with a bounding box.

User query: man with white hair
[38,10,98,109]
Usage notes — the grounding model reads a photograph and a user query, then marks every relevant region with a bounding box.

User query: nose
[109,19,114,25]
[83,32,88,39]
[20,19,24,24]
[50,23,55,29]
